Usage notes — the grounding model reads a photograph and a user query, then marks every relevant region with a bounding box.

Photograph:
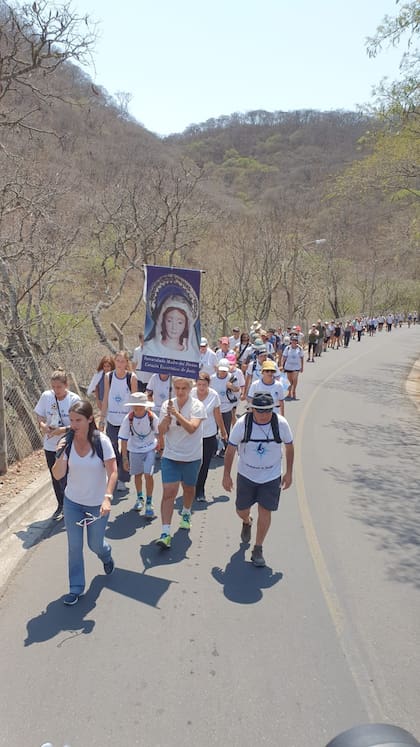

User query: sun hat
[251,392,274,411]
[261,360,277,371]
[217,359,230,371]
[124,392,154,408]
[256,346,267,355]
[200,337,208,346]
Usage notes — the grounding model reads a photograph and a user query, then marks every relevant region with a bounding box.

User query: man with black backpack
[222,392,294,567]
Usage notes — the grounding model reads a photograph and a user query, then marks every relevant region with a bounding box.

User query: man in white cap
[199,337,218,375]
[211,358,241,447]
[223,392,294,567]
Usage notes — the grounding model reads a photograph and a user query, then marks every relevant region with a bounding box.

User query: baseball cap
[200,337,208,346]
[217,359,230,371]
[251,392,274,411]
[232,326,240,332]
[261,360,276,371]
[226,353,237,364]
[256,346,267,355]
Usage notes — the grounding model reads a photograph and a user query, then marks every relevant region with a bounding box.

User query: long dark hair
[161,306,188,344]
[69,400,98,457]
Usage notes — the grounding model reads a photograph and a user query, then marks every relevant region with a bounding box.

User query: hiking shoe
[103,558,115,575]
[241,518,252,544]
[180,513,192,530]
[251,545,266,567]
[195,494,206,503]
[156,533,171,549]
[145,503,155,519]
[134,497,144,512]
[52,507,64,521]
[63,593,80,606]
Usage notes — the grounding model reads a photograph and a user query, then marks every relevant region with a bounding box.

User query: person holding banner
[156,377,207,549]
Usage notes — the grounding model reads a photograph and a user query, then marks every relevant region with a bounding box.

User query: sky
[71,0,405,137]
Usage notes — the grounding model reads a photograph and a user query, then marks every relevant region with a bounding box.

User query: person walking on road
[35,370,80,521]
[280,335,304,400]
[119,392,159,517]
[99,350,138,492]
[52,400,117,606]
[222,392,294,568]
[192,372,227,502]
[156,377,206,549]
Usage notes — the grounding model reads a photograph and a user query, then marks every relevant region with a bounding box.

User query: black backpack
[109,371,132,388]
[56,428,105,463]
[241,412,282,444]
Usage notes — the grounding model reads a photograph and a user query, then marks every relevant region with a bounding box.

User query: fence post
[0,363,8,474]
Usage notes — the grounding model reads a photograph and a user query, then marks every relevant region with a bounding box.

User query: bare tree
[90,160,211,350]
[0,0,96,133]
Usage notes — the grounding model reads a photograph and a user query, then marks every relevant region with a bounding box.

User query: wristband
[104,493,112,498]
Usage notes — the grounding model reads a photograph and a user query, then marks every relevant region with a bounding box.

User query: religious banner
[141,265,201,378]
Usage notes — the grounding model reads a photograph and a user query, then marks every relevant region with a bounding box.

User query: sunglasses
[76,511,101,527]
[254,408,273,413]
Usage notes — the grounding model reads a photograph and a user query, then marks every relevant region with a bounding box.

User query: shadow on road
[24,568,172,646]
[14,515,65,550]
[211,544,283,604]
[139,528,192,571]
[325,413,420,589]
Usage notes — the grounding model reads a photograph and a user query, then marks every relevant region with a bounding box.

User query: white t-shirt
[282,345,304,371]
[159,396,206,461]
[247,378,286,412]
[34,390,80,451]
[118,411,158,453]
[146,374,170,415]
[229,414,293,483]
[199,347,218,376]
[64,432,115,507]
[107,372,134,426]
[191,387,221,438]
[210,373,236,413]
[229,366,245,389]
[133,345,151,385]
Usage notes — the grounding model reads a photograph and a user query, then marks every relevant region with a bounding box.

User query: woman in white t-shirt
[99,350,137,491]
[34,369,80,520]
[53,400,117,606]
[280,336,304,400]
[192,371,227,501]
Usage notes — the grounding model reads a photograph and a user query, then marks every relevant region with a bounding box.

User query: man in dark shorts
[222,393,294,567]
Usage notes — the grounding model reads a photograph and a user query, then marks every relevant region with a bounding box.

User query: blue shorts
[236,473,281,511]
[161,458,201,486]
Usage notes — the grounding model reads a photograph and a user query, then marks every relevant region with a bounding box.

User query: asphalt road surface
[1,327,419,747]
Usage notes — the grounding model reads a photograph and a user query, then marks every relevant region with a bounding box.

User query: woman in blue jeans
[53,400,117,606]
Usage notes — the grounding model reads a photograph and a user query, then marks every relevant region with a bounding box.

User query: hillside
[0,0,418,411]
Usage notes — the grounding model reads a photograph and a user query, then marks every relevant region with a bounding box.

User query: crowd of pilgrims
[33,310,417,602]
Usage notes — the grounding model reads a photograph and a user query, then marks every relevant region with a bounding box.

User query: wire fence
[0,338,137,471]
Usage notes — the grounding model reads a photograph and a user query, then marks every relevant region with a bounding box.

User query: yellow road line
[294,346,384,719]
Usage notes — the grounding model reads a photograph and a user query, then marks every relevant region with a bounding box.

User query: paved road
[1,327,419,747]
